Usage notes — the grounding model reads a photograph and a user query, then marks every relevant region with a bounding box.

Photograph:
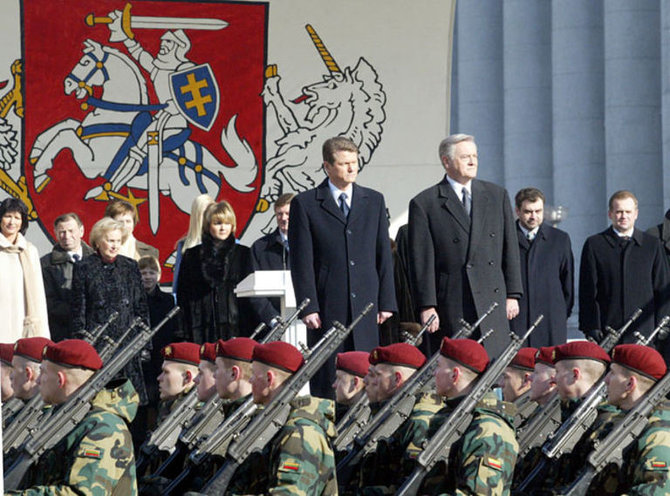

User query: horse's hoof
[84,186,108,201]
[256,198,269,212]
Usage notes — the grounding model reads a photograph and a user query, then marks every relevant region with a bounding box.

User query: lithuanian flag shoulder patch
[483,455,503,471]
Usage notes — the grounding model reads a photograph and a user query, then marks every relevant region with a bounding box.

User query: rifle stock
[397,315,542,495]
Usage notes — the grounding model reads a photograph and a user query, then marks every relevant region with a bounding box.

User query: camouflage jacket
[587,400,670,495]
[9,378,139,496]
[227,395,338,496]
[355,392,444,495]
[419,390,519,496]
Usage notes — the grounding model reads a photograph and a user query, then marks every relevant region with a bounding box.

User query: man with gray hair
[41,213,94,341]
[408,134,522,357]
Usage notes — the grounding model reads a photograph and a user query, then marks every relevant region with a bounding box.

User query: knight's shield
[170,64,220,131]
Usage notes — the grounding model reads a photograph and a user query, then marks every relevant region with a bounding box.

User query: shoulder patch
[78,447,102,459]
[483,455,503,471]
[646,459,669,471]
[279,458,301,472]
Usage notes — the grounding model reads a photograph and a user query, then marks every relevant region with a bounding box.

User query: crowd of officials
[2,134,670,493]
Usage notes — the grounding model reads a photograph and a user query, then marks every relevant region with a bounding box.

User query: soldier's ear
[572,367,581,381]
[451,366,461,383]
[352,376,361,388]
[523,372,532,387]
[627,375,638,393]
[24,365,34,382]
[394,371,403,388]
[184,369,193,384]
[57,370,67,389]
[266,369,275,387]
[231,365,241,381]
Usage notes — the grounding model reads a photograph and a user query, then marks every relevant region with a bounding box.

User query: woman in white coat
[0,198,50,342]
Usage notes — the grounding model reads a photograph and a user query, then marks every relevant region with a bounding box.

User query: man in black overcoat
[288,136,397,397]
[251,192,295,316]
[579,190,670,353]
[510,188,574,347]
[408,134,523,357]
[41,212,94,341]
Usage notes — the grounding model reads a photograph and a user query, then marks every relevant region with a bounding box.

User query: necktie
[72,254,80,263]
[461,188,471,216]
[527,232,535,242]
[339,192,350,218]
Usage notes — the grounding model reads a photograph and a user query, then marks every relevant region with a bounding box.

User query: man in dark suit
[579,190,670,348]
[510,187,574,347]
[408,133,523,357]
[288,136,397,397]
[251,193,295,316]
[41,213,94,341]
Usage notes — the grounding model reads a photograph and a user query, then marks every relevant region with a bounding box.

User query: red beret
[535,346,556,367]
[43,339,103,370]
[612,344,667,380]
[216,338,257,362]
[336,351,371,377]
[510,347,537,371]
[161,342,200,365]
[0,343,14,366]
[440,337,490,373]
[252,341,304,373]
[553,341,610,365]
[14,337,54,362]
[369,343,426,369]
[199,342,217,363]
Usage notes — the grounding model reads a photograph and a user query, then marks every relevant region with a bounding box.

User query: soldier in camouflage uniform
[155,342,201,424]
[1,341,24,427]
[511,346,559,489]
[333,351,369,422]
[581,344,670,495]
[418,337,518,495]
[354,343,443,495]
[498,347,537,429]
[227,341,337,495]
[8,339,138,495]
[527,340,615,494]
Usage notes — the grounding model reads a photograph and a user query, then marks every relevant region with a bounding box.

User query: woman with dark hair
[0,198,50,341]
[70,217,149,404]
[176,201,269,342]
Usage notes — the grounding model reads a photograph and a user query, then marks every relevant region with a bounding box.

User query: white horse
[30,39,257,213]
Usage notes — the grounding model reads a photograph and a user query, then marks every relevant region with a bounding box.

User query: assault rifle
[333,314,437,454]
[515,314,670,493]
[336,303,499,487]
[143,299,310,477]
[396,315,543,495]
[4,307,180,490]
[562,369,670,495]
[3,313,138,454]
[197,303,374,495]
[515,311,661,458]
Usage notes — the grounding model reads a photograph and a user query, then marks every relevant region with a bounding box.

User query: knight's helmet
[162,29,191,62]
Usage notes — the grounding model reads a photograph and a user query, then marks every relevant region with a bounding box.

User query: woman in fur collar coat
[176,201,267,343]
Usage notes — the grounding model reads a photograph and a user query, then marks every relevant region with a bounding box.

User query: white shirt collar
[445,174,472,197]
[613,227,634,238]
[328,180,353,207]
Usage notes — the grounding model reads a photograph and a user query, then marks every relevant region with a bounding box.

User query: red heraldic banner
[23,0,267,269]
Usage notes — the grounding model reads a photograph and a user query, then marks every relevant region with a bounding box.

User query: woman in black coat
[71,217,150,404]
[177,201,267,343]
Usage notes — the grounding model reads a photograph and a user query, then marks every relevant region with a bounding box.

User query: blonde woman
[70,217,149,404]
[172,194,215,298]
[176,201,269,342]
[0,198,50,342]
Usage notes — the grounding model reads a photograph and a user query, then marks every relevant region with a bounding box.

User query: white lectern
[235,270,309,395]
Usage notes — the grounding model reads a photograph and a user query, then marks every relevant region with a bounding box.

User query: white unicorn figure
[245,25,386,236]
[30,39,257,215]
